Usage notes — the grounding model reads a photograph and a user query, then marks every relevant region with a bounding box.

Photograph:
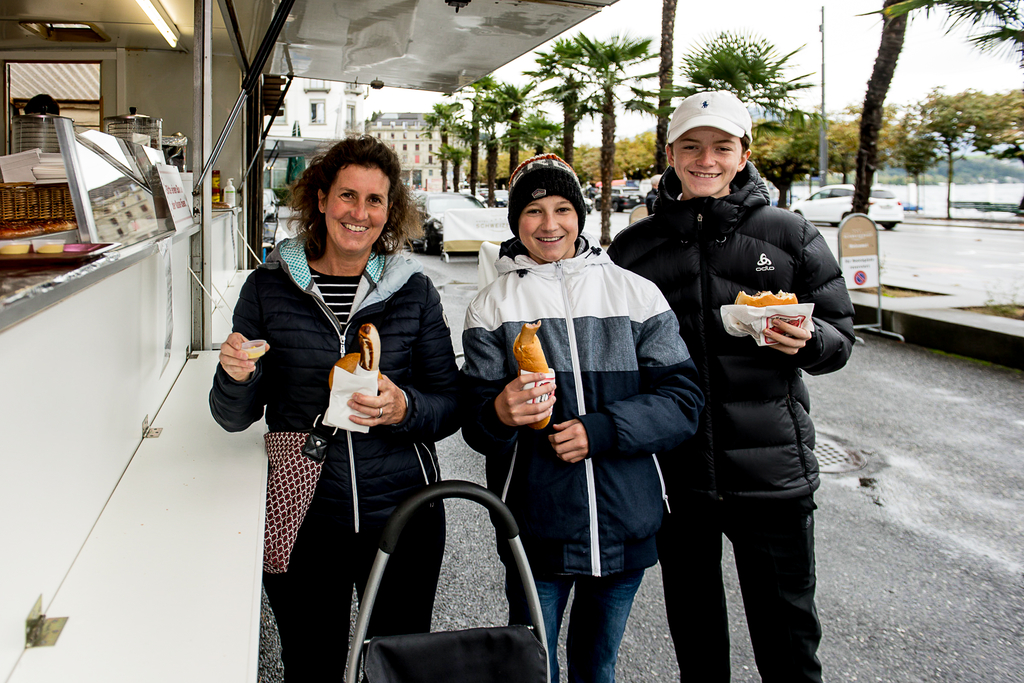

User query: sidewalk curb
[853,303,1024,370]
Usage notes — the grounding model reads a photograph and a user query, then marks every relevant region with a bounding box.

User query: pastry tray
[0,243,118,267]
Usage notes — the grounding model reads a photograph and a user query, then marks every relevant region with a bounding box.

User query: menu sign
[156,163,195,232]
[838,214,879,289]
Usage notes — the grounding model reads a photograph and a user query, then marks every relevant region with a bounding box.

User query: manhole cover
[814,438,866,474]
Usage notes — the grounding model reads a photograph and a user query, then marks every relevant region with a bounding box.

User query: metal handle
[344,480,548,683]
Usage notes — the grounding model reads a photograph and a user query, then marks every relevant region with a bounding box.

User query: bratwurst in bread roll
[734,290,798,307]
[329,323,381,387]
[513,320,553,430]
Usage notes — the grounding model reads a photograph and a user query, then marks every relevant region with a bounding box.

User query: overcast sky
[363,0,1021,147]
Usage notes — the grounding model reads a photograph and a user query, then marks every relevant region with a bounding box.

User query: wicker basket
[0,182,76,222]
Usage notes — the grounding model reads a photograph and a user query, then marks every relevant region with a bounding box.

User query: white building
[366,112,445,190]
[264,77,369,187]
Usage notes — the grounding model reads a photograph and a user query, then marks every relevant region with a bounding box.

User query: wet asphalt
[382,254,1024,683]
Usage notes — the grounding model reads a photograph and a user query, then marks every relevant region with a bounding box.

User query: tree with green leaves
[526,38,594,166]
[573,33,657,244]
[423,101,464,192]
[890,102,940,207]
[749,124,818,209]
[972,89,1024,207]
[920,88,989,217]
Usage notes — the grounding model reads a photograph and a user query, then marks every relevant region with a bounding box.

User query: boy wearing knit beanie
[460,154,705,683]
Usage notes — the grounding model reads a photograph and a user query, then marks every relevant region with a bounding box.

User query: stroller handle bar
[378,480,520,553]
[345,480,549,683]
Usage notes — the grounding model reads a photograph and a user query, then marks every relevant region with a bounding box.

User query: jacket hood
[655,162,771,241]
[265,237,423,312]
[494,233,607,276]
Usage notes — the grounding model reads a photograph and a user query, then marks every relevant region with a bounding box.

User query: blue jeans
[506,569,644,683]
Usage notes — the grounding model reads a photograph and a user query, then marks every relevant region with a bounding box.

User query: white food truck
[0,1,616,680]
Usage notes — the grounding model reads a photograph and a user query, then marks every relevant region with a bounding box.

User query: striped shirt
[310,269,360,325]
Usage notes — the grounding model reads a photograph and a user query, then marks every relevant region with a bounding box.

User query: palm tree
[572,33,657,245]
[886,0,1022,77]
[525,38,594,166]
[518,113,562,155]
[458,77,498,197]
[422,101,464,192]
[655,0,678,173]
[441,143,468,191]
[673,30,815,124]
[853,0,909,215]
[494,81,536,179]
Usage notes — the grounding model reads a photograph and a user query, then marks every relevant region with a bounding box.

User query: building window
[310,100,326,124]
[347,105,356,131]
[402,144,407,151]
[415,155,420,164]
[428,155,433,165]
[390,133,395,139]
[428,169,433,176]
[304,79,330,92]
[429,144,433,152]
[415,144,420,151]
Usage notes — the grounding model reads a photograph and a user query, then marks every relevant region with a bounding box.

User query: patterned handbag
[263,431,325,574]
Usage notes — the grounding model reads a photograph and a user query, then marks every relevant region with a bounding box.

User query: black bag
[364,625,547,683]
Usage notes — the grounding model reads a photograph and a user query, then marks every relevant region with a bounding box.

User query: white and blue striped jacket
[460,235,704,577]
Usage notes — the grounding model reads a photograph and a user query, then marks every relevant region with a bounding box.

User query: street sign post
[838,213,904,342]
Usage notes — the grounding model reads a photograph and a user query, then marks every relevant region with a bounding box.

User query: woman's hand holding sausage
[348,372,408,427]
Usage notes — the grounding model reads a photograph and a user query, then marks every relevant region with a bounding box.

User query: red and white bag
[263,432,324,573]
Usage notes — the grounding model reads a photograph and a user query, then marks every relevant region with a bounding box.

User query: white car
[790,184,904,229]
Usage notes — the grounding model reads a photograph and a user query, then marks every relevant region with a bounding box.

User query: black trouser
[657,494,822,683]
[262,502,445,683]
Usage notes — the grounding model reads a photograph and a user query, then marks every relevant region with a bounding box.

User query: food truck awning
[0,0,617,95]
[262,136,328,163]
[253,0,616,93]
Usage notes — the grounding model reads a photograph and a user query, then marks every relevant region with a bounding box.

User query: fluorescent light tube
[134,0,180,48]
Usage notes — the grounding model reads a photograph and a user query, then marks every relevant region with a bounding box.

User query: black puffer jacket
[608,163,855,500]
[210,239,460,530]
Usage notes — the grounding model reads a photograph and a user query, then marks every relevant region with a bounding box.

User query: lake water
[791,182,1024,219]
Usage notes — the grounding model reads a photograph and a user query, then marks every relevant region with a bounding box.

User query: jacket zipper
[652,455,671,514]
[297,276,363,532]
[785,390,813,487]
[694,211,720,500]
[555,261,601,577]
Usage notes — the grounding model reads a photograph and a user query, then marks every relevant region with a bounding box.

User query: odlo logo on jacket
[756,253,775,272]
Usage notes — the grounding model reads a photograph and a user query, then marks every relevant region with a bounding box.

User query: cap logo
[702,101,709,108]
[532,188,547,199]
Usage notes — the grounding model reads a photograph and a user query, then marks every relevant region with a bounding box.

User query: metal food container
[103,108,163,149]
[11,114,68,154]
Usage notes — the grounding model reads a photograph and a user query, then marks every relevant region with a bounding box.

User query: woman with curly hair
[211,136,459,681]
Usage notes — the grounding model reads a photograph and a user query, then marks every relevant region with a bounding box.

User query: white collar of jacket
[266,237,423,309]
[494,233,608,278]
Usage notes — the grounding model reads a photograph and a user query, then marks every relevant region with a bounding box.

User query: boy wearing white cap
[609,91,855,682]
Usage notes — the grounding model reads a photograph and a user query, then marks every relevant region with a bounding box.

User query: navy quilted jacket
[609,163,856,501]
[460,236,704,577]
[210,239,460,531]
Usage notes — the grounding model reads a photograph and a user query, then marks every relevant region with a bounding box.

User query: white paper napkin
[324,364,379,433]
[720,303,815,347]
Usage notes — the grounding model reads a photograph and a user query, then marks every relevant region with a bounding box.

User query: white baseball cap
[667,91,753,145]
